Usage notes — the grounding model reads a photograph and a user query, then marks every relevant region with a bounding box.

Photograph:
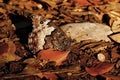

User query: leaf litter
[0,0,120,80]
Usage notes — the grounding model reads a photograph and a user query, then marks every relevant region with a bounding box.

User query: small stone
[97,53,105,62]
[67,73,72,76]
[37,4,42,9]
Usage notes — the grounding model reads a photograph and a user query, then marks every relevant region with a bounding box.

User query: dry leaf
[38,73,58,80]
[73,0,91,7]
[102,74,120,80]
[109,32,120,43]
[85,62,114,76]
[73,0,115,7]
[0,0,3,2]
[22,64,40,75]
[40,0,57,8]
[0,8,6,13]
[18,1,39,10]
[22,61,58,80]
[0,42,8,59]
[111,18,120,32]
[0,38,20,64]
[111,47,120,59]
[23,63,58,80]
[23,58,44,69]
[38,49,69,66]
[61,22,112,42]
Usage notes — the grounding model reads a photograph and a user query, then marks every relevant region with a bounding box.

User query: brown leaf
[102,74,120,80]
[0,8,6,13]
[73,0,91,7]
[85,62,114,76]
[38,49,69,66]
[73,0,116,7]
[111,18,120,32]
[0,42,8,59]
[40,0,57,8]
[108,32,120,43]
[0,0,3,2]
[18,1,39,10]
[38,73,58,80]
[0,38,20,64]
[22,64,58,80]
[111,47,120,59]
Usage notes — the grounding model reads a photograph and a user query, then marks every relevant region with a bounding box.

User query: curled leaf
[38,49,69,66]
[85,62,114,76]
